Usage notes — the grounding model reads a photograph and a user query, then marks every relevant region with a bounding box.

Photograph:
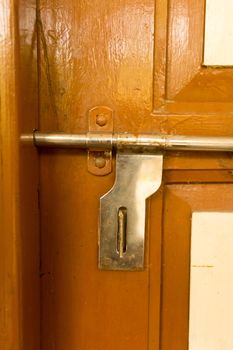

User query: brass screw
[96,114,107,127]
[95,156,106,168]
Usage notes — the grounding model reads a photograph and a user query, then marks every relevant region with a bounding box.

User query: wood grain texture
[38,1,155,349]
[40,150,151,350]
[0,0,40,349]
[1,0,233,348]
[167,0,205,99]
[37,0,233,349]
[164,170,233,183]
[38,0,155,133]
[154,0,233,116]
[0,3,21,347]
[18,1,40,348]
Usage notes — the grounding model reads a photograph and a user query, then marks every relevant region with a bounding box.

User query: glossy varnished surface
[37,0,233,349]
[38,0,154,133]
[0,2,21,347]
[39,1,155,349]
[1,0,233,348]
[154,0,233,115]
[18,1,40,348]
[0,0,39,349]
[160,185,233,349]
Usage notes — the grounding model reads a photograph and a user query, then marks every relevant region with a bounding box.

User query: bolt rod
[20,131,233,152]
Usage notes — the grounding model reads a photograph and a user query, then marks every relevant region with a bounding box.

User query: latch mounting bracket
[99,151,163,270]
[88,106,113,176]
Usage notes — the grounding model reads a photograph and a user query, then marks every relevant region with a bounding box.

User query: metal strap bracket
[88,106,113,176]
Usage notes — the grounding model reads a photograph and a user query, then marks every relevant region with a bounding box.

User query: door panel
[160,185,233,349]
[154,0,233,113]
[39,1,156,348]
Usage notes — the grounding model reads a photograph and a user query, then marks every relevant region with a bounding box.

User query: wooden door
[0,1,39,349]
[35,0,233,349]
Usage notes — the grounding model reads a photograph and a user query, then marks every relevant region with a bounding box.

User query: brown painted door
[37,0,233,349]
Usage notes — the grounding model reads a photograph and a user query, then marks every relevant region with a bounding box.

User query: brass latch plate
[99,151,163,270]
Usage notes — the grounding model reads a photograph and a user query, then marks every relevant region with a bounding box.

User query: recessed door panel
[160,185,233,350]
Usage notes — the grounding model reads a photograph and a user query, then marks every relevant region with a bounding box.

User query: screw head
[95,156,106,168]
[96,114,107,127]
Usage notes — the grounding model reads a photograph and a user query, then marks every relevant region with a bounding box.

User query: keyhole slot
[117,207,127,257]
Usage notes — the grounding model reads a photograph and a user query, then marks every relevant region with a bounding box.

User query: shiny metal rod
[21,132,233,152]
